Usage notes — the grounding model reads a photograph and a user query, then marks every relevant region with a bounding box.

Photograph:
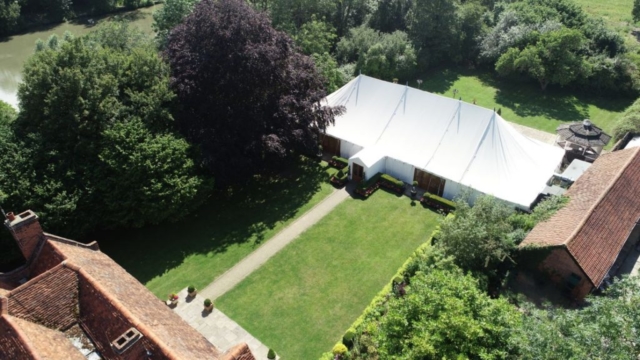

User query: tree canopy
[495,27,589,90]
[514,276,640,359]
[165,0,342,184]
[2,22,210,236]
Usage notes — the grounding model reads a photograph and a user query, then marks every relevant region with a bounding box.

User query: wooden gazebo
[555,119,611,162]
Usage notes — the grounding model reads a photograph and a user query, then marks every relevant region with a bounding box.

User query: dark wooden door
[352,163,364,182]
[413,169,445,196]
[321,135,341,156]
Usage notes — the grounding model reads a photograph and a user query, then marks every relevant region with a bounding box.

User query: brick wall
[77,271,169,360]
[8,265,79,330]
[29,241,66,278]
[539,247,593,299]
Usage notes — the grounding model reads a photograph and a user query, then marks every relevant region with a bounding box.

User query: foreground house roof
[520,146,640,287]
[0,210,255,360]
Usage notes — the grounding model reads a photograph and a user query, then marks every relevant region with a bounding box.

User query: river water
[0,5,161,109]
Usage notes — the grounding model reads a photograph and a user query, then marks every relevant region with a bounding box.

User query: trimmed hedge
[323,229,441,359]
[330,166,349,187]
[355,173,382,197]
[379,174,404,194]
[420,193,456,213]
[329,156,349,169]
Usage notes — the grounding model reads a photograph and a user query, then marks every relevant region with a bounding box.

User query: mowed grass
[94,157,337,298]
[416,67,632,138]
[574,0,633,27]
[217,191,441,359]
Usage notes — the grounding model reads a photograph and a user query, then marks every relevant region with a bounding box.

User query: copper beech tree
[165,0,343,184]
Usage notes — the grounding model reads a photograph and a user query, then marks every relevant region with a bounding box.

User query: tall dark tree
[165,0,342,184]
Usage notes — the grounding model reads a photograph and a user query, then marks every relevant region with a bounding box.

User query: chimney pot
[6,212,15,221]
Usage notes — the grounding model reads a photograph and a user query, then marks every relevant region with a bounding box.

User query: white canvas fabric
[324,75,564,209]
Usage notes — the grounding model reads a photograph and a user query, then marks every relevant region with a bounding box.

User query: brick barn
[520,146,640,300]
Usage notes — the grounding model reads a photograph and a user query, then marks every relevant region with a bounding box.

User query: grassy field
[415,67,633,137]
[217,190,441,360]
[95,157,337,298]
[574,0,633,27]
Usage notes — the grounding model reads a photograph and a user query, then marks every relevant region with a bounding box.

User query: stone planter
[188,290,197,298]
[204,304,214,312]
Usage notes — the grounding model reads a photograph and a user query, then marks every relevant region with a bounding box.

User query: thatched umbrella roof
[556,120,611,148]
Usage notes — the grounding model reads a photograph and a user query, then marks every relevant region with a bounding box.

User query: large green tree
[336,26,417,81]
[5,23,210,236]
[0,0,20,36]
[437,196,517,274]
[495,27,589,90]
[152,0,200,47]
[365,268,522,359]
[514,276,640,359]
[165,0,342,184]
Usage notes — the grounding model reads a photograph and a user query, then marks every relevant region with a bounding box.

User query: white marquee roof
[324,75,564,208]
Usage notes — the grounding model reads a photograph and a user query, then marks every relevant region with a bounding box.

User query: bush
[420,193,456,213]
[355,173,382,197]
[612,97,640,140]
[188,285,196,293]
[343,329,356,348]
[330,166,349,187]
[332,343,348,356]
[267,348,276,359]
[204,299,212,307]
[330,156,349,168]
[380,173,404,191]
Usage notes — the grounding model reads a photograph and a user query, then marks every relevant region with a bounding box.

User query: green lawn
[416,67,632,138]
[217,191,441,360]
[574,0,633,27]
[94,157,337,298]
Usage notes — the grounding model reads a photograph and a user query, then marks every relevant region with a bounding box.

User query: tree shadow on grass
[89,156,328,285]
[475,72,591,123]
[416,67,461,94]
[476,71,633,124]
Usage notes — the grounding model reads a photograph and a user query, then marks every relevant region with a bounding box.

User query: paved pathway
[173,185,350,358]
[199,185,350,301]
[173,288,276,360]
[509,122,557,145]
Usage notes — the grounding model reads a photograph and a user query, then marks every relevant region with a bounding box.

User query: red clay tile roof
[47,236,222,360]
[6,315,85,360]
[0,315,37,359]
[521,147,640,286]
[222,343,257,360]
[7,264,79,330]
[1,216,252,359]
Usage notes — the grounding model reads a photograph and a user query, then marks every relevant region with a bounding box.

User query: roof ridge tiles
[71,263,184,360]
[6,263,68,296]
[0,315,42,360]
[45,233,100,251]
[564,146,640,248]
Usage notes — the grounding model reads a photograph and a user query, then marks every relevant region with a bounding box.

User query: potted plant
[267,348,276,359]
[203,298,214,312]
[188,285,197,297]
[167,293,179,306]
[411,181,418,199]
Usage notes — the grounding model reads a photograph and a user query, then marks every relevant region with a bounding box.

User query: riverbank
[0,4,161,109]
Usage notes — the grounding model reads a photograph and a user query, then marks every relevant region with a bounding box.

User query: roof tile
[521,147,640,286]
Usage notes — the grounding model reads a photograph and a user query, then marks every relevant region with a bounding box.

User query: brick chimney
[4,210,45,262]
